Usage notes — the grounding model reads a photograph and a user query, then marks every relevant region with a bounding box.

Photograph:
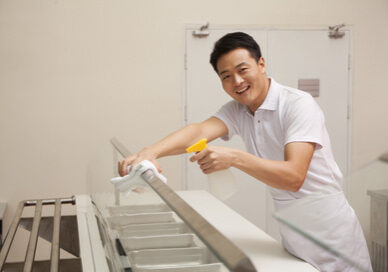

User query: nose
[233,74,244,86]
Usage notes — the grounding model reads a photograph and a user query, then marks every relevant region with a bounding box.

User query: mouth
[236,85,250,94]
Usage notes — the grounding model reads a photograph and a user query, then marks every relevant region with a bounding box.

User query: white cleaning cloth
[110,160,167,196]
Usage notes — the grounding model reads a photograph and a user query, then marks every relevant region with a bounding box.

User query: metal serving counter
[0,138,318,271]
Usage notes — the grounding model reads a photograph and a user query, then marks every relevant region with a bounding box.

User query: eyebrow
[219,62,247,76]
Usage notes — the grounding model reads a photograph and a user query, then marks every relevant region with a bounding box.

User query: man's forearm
[148,117,228,159]
[119,117,228,176]
[230,147,311,192]
[147,123,206,158]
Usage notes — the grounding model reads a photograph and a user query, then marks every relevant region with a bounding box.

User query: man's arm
[190,141,315,192]
[118,117,228,176]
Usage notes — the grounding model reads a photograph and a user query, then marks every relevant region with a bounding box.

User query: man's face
[216,48,268,113]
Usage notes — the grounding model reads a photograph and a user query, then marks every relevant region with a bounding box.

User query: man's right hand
[118,147,162,176]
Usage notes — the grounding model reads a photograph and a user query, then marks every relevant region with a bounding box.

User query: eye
[240,67,248,72]
[222,75,230,80]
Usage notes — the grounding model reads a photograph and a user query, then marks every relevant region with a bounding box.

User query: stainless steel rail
[24,200,43,271]
[50,199,61,272]
[0,196,76,272]
[0,201,24,269]
[110,137,258,272]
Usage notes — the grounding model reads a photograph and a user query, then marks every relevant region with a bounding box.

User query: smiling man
[216,48,269,113]
[119,32,372,271]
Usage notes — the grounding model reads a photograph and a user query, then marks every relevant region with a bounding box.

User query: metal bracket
[328,23,346,39]
[192,23,210,38]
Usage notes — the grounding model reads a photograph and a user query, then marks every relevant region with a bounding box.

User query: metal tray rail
[0,196,78,272]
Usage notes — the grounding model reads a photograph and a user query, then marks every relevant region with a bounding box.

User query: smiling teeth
[236,86,249,94]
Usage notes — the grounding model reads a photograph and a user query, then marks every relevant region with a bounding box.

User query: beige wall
[1,0,388,259]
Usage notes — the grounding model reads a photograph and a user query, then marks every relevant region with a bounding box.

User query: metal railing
[0,197,77,272]
[110,137,258,272]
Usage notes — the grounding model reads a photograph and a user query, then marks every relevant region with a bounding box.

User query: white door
[184,26,351,239]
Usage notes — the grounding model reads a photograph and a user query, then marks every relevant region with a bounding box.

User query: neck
[248,77,270,114]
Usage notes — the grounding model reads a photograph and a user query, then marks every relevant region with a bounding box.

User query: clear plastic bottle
[207,169,236,201]
[186,138,237,201]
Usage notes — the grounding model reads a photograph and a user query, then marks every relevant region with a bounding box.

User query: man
[119,32,372,271]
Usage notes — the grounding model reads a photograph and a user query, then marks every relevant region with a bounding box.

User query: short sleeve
[213,101,240,141]
[283,94,325,149]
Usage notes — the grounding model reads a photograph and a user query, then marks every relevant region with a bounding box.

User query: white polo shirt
[214,78,343,201]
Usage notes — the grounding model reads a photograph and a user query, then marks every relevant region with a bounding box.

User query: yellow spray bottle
[186,138,236,201]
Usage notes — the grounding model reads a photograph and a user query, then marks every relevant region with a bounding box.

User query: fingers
[118,161,127,177]
[189,149,208,162]
[118,154,162,176]
[190,149,216,169]
[152,160,162,173]
[202,167,216,174]
[118,160,127,176]
[199,161,213,171]
[189,146,230,174]
[118,154,137,176]
[188,149,215,174]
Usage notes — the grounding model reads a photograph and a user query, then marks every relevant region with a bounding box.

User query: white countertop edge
[177,190,318,272]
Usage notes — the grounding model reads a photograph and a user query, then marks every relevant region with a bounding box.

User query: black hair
[209,32,262,73]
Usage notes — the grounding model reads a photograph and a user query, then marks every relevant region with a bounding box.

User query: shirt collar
[243,77,280,114]
[258,77,279,111]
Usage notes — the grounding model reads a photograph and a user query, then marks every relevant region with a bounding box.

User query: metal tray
[118,222,189,237]
[128,247,208,268]
[108,212,175,229]
[122,234,197,251]
[107,204,170,216]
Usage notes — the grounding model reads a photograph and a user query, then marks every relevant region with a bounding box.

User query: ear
[257,57,266,73]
